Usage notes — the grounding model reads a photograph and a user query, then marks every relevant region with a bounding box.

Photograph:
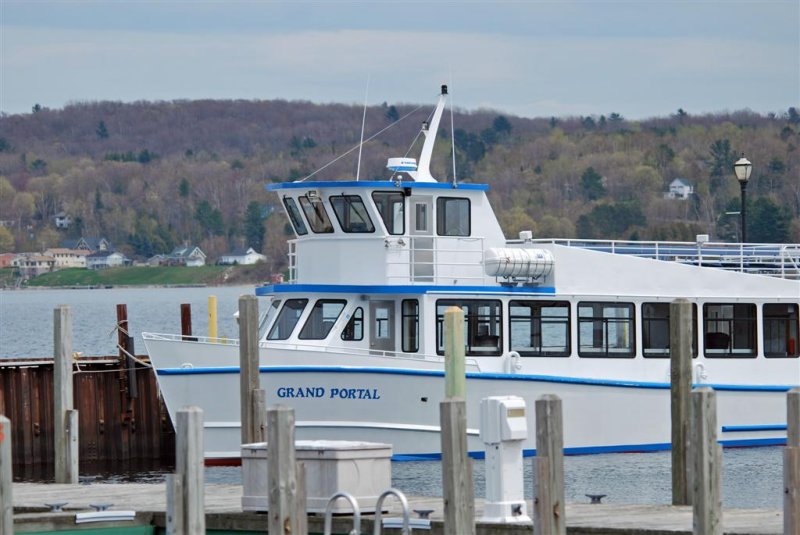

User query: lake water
[0,287,785,508]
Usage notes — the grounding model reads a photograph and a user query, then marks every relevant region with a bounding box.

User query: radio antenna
[356,75,370,181]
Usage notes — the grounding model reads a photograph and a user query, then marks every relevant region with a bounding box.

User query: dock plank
[11,483,784,534]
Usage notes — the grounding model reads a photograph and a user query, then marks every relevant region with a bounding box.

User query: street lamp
[733,154,752,243]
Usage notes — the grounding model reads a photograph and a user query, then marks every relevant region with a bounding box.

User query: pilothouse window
[299,195,334,233]
[509,301,570,357]
[372,192,405,235]
[436,299,502,356]
[764,304,799,358]
[436,197,470,237]
[283,197,308,236]
[299,299,346,340]
[330,195,375,233]
[341,307,364,341]
[267,299,308,340]
[259,299,282,339]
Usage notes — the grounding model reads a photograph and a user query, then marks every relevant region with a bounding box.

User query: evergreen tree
[385,105,399,122]
[580,167,606,201]
[244,201,265,252]
[96,121,109,139]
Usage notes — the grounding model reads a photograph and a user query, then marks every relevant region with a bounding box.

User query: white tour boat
[143,86,800,462]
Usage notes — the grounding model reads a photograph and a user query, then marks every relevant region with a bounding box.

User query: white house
[167,245,206,267]
[665,178,694,199]
[45,248,87,269]
[13,254,56,278]
[53,212,72,229]
[86,250,127,270]
[218,247,266,266]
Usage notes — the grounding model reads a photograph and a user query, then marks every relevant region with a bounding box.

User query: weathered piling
[441,306,475,535]
[250,389,267,443]
[171,406,205,535]
[54,304,77,484]
[1,415,12,535]
[785,387,800,535]
[238,295,260,444]
[692,387,722,535]
[181,303,195,341]
[267,405,300,535]
[208,295,218,340]
[535,395,566,535]
[670,298,693,506]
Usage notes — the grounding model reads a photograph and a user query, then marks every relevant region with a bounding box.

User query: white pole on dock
[172,406,205,535]
[785,387,800,535]
[267,405,300,535]
[0,415,12,535]
[670,298,693,506]
[534,395,566,535]
[440,306,475,535]
[238,295,260,444]
[54,304,78,484]
[691,387,722,535]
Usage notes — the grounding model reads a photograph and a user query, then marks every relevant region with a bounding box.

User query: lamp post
[733,154,752,243]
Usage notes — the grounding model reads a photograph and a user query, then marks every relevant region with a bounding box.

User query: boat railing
[520,238,800,280]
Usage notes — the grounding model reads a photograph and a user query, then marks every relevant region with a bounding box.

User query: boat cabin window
[402,299,419,353]
[763,303,799,358]
[436,197,470,237]
[283,197,308,236]
[436,299,502,356]
[509,300,570,357]
[372,192,405,235]
[578,302,635,358]
[641,302,698,358]
[341,307,364,341]
[267,299,309,340]
[703,303,756,357]
[299,299,347,340]
[299,195,334,233]
[259,299,282,339]
[330,195,375,233]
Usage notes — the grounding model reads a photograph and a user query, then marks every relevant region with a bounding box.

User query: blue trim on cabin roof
[266,180,489,192]
[255,283,556,296]
[721,424,787,433]
[156,365,797,392]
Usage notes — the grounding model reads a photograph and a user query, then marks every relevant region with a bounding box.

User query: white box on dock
[241,440,392,513]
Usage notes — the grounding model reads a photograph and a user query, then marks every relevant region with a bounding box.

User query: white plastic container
[241,440,392,513]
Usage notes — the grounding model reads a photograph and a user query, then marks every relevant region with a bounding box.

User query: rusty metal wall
[0,357,175,466]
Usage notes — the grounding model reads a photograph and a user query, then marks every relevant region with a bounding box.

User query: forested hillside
[1,99,798,274]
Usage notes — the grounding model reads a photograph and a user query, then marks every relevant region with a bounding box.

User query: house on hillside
[664,178,694,199]
[45,248,88,269]
[0,253,19,269]
[53,212,72,229]
[167,245,206,267]
[218,247,266,266]
[60,237,112,253]
[86,250,128,270]
[13,254,56,278]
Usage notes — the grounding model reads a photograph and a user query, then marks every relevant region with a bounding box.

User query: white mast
[412,85,448,183]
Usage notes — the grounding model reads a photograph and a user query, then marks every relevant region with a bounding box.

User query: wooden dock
[11,482,785,534]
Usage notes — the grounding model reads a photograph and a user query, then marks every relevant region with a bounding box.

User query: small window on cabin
[372,192,405,235]
[299,299,347,340]
[578,302,635,358]
[414,203,428,232]
[259,299,283,339]
[298,195,334,233]
[703,303,756,357]
[402,299,419,352]
[283,197,308,236]
[436,197,470,237]
[329,195,375,233]
[641,302,698,358]
[436,299,502,356]
[341,307,364,341]
[509,301,570,357]
[763,303,799,358]
[267,299,309,340]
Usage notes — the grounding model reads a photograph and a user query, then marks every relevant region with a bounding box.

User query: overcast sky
[2,1,798,119]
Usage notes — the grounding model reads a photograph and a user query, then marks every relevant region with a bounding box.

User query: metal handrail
[373,488,411,535]
[323,491,361,535]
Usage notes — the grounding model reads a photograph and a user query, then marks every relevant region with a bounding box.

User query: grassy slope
[25,266,232,287]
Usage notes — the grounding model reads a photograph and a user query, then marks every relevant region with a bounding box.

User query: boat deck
[12,482,785,534]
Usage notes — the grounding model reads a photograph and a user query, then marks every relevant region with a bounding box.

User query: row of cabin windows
[263,297,799,359]
[433,300,799,359]
[282,193,471,237]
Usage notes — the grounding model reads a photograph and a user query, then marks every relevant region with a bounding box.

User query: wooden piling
[208,295,218,341]
[54,304,76,484]
[250,389,266,443]
[535,395,566,535]
[180,303,194,341]
[444,307,466,399]
[692,387,722,535]
[296,462,307,535]
[238,295,260,444]
[785,387,800,535]
[670,298,693,506]
[1,415,12,535]
[441,399,475,535]
[174,406,205,535]
[267,405,299,535]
